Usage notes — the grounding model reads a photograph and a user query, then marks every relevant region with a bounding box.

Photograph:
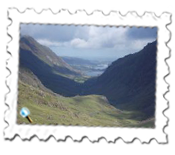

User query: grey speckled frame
[1,5,175,146]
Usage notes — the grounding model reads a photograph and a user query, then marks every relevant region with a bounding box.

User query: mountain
[19,35,157,121]
[61,56,110,78]
[61,56,97,66]
[20,36,81,77]
[19,37,152,126]
[18,66,60,96]
[19,36,82,96]
[82,41,157,119]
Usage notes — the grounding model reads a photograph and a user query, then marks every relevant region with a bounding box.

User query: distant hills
[62,56,97,66]
[61,56,110,77]
[19,36,157,121]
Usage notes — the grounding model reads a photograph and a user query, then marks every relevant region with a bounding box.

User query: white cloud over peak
[37,39,61,47]
[70,38,88,48]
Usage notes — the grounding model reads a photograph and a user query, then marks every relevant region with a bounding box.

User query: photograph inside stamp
[17,24,157,128]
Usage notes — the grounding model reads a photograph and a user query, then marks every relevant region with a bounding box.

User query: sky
[20,24,157,61]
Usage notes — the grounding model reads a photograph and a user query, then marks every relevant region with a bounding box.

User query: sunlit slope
[20,35,80,75]
[17,81,154,127]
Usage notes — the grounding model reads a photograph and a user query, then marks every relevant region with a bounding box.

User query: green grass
[17,81,154,128]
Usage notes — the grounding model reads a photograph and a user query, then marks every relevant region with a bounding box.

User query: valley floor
[17,81,154,128]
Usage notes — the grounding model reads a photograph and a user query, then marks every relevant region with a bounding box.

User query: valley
[62,56,111,77]
[17,80,154,127]
[17,35,157,127]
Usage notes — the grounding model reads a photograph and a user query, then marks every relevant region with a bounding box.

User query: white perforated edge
[4,8,171,143]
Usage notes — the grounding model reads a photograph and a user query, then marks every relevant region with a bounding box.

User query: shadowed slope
[82,41,157,119]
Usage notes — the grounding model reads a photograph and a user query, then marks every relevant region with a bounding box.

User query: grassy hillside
[19,67,55,94]
[17,81,154,127]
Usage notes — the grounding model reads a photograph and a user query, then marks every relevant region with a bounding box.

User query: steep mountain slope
[19,36,82,96]
[19,67,57,95]
[82,41,157,119]
[20,36,81,77]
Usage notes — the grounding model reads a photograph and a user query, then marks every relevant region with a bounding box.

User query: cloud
[37,39,61,47]
[129,39,155,51]
[21,24,157,59]
[21,24,77,42]
[68,26,129,49]
[126,27,157,40]
[70,38,89,48]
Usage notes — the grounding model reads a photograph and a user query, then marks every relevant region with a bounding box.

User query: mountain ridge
[82,41,157,118]
[20,35,82,77]
[19,36,157,120]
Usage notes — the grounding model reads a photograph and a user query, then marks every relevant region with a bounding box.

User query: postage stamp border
[4,8,171,143]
